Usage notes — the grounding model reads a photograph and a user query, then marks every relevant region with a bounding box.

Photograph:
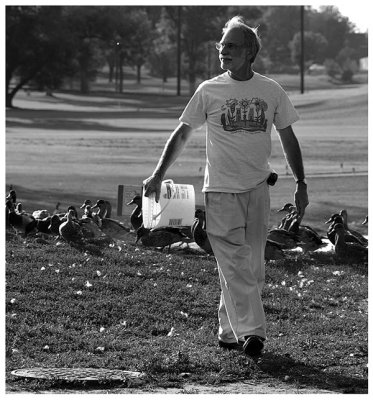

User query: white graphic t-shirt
[179,72,299,193]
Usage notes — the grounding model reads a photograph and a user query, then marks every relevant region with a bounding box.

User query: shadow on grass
[6,378,145,393]
[6,117,169,132]
[258,351,367,394]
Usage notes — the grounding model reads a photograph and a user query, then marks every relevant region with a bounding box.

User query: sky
[311,1,369,33]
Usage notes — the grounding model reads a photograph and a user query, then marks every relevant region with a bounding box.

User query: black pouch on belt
[267,172,278,186]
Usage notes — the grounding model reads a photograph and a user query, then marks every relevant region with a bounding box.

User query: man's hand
[143,174,162,203]
[294,182,309,220]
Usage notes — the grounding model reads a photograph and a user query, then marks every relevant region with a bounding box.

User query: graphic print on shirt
[220,97,268,133]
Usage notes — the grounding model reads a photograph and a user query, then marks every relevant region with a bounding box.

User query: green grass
[5,231,368,393]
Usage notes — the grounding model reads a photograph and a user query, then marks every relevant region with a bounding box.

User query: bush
[324,59,341,78]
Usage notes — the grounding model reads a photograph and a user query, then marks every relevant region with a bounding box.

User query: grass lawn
[5,230,368,394]
[5,73,368,393]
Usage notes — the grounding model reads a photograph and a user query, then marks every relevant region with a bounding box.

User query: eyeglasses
[215,42,246,51]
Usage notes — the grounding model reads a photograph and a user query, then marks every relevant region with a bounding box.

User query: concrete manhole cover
[11,367,146,383]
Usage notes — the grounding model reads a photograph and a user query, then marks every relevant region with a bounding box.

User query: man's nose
[220,46,229,55]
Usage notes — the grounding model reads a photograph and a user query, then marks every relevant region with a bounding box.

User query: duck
[282,212,299,231]
[80,199,92,209]
[92,199,112,219]
[5,198,15,213]
[32,209,50,220]
[52,202,61,215]
[6,186,17,207]
[79,216,107,239]
[136,225,190,251]
[325,214,365,246]
[99,217,131,241]
[127,195,143,231]
[48,214,63,235]
[35,216,52,234]
[191,209,213,255]
[339,209,368,246]
[59,209,84,243]
[265,239,285,261]
[15,202,25,214]
[6,204,37,236]
[276,203,298,230]
[331,223,368,263]
[288,215,326,253]
[267,228,300,249]
[81,204,102,226]
[81,200,130,240]
[67,205,79,220]
[277,202,297,214]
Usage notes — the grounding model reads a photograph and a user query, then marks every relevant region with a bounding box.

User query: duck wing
[100,218,131,240]
[191,220,213,254]
[347,228,368,246]
[267,229,300,249]
[335,241,368,263]
[59,220,83,243]
[265,239,285,260]
[144,229,185,249]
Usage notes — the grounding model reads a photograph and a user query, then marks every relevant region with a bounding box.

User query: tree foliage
[6,6,72,106]
[307,6,353,59]
[6,4,367,106]
[289,31,328,66]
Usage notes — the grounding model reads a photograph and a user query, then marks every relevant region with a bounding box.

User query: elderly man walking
[143,16,309,356]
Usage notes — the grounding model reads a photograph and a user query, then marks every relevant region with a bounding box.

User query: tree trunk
[119,54,124,93]
[137,64,141,84]
[80,65,89,94]
[109,64,114,83]
[188,57,196,95]
[6,92,14,108]
[188,71,196,96]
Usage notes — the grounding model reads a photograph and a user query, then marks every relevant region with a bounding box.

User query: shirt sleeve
[273,88,299,130]
[179,84,207,130]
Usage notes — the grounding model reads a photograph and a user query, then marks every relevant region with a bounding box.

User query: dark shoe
[243,335,265,356]
[218,340,244,351]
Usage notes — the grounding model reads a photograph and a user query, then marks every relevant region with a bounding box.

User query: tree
[260,6,302,72]
[125,9,154,84]
[289,31,328,66]
[147,8,177,83]
[165,6,225,95]
[336,46,359,82]
[63,6,119,93]
[308,6,354,59]
[6,6,72,107]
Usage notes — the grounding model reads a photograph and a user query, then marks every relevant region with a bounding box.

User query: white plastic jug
[142,179,195,229]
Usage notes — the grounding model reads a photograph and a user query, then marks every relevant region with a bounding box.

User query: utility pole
[177,6,182,96]
[300,5,305,94]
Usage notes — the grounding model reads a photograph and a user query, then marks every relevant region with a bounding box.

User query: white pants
[205,182,270,343]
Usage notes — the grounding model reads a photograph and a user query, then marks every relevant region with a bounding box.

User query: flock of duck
[266,203,368,263]
[5,186,368,263]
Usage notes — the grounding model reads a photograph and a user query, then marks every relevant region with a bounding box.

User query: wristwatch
[296,179,307,185]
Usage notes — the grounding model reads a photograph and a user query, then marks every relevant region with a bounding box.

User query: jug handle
[152,179,174,220]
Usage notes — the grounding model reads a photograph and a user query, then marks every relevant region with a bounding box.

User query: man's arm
[277,125,309,219]
[143,122,194,202]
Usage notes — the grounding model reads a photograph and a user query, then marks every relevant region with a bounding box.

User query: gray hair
[223,16,261,63]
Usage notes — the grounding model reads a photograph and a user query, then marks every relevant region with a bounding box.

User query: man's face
[218,27,250,75]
